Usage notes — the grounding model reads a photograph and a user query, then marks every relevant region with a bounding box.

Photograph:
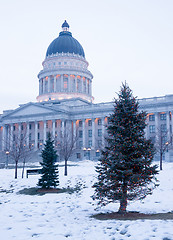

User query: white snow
[0,160,173,240]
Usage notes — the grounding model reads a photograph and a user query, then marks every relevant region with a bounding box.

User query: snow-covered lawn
[0,160,173,240]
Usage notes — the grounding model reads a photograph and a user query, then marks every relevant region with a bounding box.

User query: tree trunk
[64,159,68,176]
[22,159,26,178]
[15,161,18,179]
[160,152,163,171]
[118,183,127,213]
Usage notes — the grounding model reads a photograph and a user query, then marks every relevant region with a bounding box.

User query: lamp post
[165,141,169,152]
[5,151,9,168]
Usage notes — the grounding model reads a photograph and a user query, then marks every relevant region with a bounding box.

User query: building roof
[46,21,85,58]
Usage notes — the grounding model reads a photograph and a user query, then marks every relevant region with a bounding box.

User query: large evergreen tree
[92,82,158,213]
[38,133,59,189]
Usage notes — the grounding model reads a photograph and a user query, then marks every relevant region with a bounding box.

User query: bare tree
[57,124,78,176]
[5,125,33,178]
[154,128,172,170]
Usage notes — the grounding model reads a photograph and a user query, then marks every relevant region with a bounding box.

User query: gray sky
[0,0,173,114]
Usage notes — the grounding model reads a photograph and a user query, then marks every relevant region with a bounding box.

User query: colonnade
[0,117,107,152]
[39,74,92,96]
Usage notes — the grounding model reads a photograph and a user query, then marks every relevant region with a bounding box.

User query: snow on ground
[0,160,173,240]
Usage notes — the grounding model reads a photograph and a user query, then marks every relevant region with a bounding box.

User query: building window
[63,76,68,90]
[38,132,40,140]
[46,132,49,139]
[13,125,16,131]
[46,121,48,128]
[79,141,83,148]
[149,125,155,133]
[88,130,92,137]
[150,137,155,144]
[29,124,32,130]
[55,121,57,128]
[29,133,31,141]
[98,119,102,125]
[160,113,166,120]
[149,114,155,121]
[21,134,23,140]
[161,124,167,132]
[98,129,102,137]
[79,120,82,127]
[21,124,24,131]
[88,140,92,148]
[38,123,40,129]
[88,120,92,126]
[77,153,81,159]
[98,140,102,147]
[13,134,15,141]
[55,131,58,138]
[107,117,111,124]
[162,136,167,144]
[96,151,100,157]
[79,130,83,138]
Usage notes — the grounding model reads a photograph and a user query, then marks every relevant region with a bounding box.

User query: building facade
[0,21,173,162]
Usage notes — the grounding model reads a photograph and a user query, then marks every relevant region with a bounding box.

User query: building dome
[37,21,93,103]
[46,20,85,58]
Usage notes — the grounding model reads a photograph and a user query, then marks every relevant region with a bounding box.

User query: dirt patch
[37,188,62,193]
[17,186,78,195]
[93,211,173,220]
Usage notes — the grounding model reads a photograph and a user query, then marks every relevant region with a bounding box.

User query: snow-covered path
[0,160,173,240]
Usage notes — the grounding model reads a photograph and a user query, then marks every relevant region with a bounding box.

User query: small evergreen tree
[38,133,59,189]
[92,82,158,213]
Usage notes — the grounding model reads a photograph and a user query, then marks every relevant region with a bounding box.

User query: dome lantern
[62,20,69,32]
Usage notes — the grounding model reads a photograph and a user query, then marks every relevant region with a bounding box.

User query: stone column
[43,78,45,94]
[73,120,76,148]
[155,112,159,142]
[89,80,92,96]
[54,75,56,92]
[75,75,77,92]
[26,122,29,146]
[167,112,170,141]
[35,121,38,150]
[2,125,5,151]
[43,121,46,143]
[81,77,84,93]
[92,118,95,148]
[61,119,65,137]
[52,120,55,139]
[48,76,50,93]
[18,122,21,133]
[68,75,70,92]
[82,119,86,148]
[171,111,173,135]
[10,124,13,149]
[102,117,105,146]
[61,75,63,92]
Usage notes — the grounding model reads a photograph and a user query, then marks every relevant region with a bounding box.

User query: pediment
[4,103,56,118]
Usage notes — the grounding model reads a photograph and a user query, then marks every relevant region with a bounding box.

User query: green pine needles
[92,82,158,213]
[38,133,59,189]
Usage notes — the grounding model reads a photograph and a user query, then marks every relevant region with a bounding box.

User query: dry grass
[92,211,173,220]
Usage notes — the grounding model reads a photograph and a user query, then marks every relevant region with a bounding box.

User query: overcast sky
[0,0,173,114]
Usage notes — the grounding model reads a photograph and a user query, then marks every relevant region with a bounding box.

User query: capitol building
[0,21,173,162]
